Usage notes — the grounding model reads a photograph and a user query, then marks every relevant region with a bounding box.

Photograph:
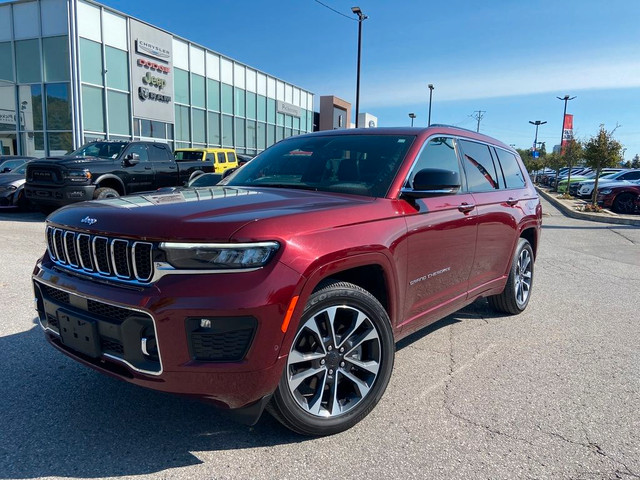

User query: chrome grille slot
[93,236,110,274]
[64,231,79,267]
[45,226,155,284]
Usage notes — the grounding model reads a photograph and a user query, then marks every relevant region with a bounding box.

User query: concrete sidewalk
[536,186,640,226]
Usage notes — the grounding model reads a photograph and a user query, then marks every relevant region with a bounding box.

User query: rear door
[121,143,153,193]
[401,136,478,334]
[151,143,180,188]
[458,140,527,296]
[215,152,227,173]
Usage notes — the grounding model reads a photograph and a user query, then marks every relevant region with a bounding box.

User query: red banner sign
[561,114,574,153]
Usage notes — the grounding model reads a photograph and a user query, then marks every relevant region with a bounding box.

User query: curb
[536,187,640,226]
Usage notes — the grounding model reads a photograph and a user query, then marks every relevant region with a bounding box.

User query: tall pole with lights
[352,6,368,128]
[409,113,416,127]
[529,120,547,154]
[427,84,434,126]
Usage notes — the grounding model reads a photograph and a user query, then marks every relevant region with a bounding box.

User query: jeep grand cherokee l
[33,126,541,436]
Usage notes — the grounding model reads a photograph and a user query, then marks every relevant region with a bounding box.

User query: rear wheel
[93,187,119,200]
[488,238,534,315]
[268,281,394,436]
[612,192,637,214]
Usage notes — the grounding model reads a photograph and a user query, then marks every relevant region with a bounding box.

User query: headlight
[0,185,17,193]
[160,241,280,270]
[599,188,612,195]
[64,170,91,182]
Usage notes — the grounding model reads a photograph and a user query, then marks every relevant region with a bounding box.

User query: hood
[46,186,378,242]
[0,173,25,186]
[30,156,115,167]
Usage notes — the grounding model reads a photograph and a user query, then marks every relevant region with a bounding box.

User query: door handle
[506,197,518,206]
[458,203,475,213]
[144,166,152,170]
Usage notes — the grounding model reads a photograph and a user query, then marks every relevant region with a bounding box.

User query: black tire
[268,281,395,436]
[93,187,120,200]
[488,238,534,315]
[612,192,637,214]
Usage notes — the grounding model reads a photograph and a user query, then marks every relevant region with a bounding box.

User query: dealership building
[0,0,315,157]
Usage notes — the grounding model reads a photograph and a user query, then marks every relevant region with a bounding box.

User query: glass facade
[0,0,314,157]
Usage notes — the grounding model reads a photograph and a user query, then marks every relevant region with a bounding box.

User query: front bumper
[25,184,95,206]
[33,255,303,412]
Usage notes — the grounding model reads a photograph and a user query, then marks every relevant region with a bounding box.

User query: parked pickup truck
[25,140,214,210]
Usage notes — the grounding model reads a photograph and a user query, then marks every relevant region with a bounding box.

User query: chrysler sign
[129,20,174,123]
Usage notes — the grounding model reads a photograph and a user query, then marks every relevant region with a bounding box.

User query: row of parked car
[0,148,254,212]
[536,166,640,214]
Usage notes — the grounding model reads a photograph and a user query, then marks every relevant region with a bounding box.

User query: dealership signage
[129,20,174,123]
[276,101,301,118]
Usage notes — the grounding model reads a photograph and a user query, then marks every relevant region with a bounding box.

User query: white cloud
[361,57,640,107]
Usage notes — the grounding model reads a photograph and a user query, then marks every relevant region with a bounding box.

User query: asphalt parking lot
[0,197,638,480]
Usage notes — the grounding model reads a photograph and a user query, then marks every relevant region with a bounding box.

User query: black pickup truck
[25,141,213,210]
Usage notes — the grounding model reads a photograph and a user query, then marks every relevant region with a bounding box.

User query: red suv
[33,126,541,435]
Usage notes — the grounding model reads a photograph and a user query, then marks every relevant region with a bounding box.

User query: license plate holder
[57,309,101,358]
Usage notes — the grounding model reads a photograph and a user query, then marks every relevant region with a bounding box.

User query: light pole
[554,94,576,188]
[529,120,547,154]
[408,113,416,127]
[427,84,434,126]
[352,6,368,128]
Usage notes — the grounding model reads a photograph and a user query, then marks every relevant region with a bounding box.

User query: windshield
[70,142,127,159]
[224,134,415,197]
[175,150,205,161]
[189,173,222,187]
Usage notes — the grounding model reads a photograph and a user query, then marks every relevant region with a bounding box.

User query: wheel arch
[93,174,126,195]
[519,226,538,258]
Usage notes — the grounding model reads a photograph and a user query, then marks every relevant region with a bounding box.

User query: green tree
[562,138,583,193]
[583,125,623,205]
[632,154,640,169]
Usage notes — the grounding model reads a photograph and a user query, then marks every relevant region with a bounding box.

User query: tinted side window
[126,144,149,162]
[407,136,460,187]
[620,171,640,180]
[459,140,499,192]
[228,152,237,163]
[206,153,215,161]
[217,152,226,163]
[150,143,172,161]
[495,148,526,188]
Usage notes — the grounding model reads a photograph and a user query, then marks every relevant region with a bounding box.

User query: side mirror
[402,168,460,198]
[1,167,10,173]
[124,153,140,166]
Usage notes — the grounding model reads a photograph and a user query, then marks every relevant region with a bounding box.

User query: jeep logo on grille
[81,216,97,226]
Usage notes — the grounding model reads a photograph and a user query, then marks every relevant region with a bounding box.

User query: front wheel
[488,238,534,315]
[612,192,637,214]
[93,187,119,200]
[268,281,395,436]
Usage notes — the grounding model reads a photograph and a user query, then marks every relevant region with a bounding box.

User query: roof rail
[428,124,480,134]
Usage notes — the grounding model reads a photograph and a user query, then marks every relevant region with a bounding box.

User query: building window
[19,85,44,131]
[80,38,103,86]
[107,90,130,136]
[222,114,233,147]
[246,92,256,120]
[45,83,72,130]
[174,68,189,105]
[175,104,190,141]
[0,42,13,82]
[20,131,45,157]
[82,85,104,132]
[191,73,205,108]
[208,112,220,146]
[43,36,70,82]
[221,84,233,114]
[247,120,256,150]
[235,117,245,147]
[48,132,73,156]
[234,87,245,117]
[105,46,129,91]
[207,79,220,112]
[267,98,276,124]
[192,108,205,143]
[16,39,42,84]
[256,122,266,150]
[257,94,266,122]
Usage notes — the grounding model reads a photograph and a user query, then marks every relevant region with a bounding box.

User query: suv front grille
[46,226,154,283]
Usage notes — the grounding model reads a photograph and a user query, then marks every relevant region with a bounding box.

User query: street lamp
[554,94,576,187]
[427,84,434,126]
[352,6,368,128]
[408,112,416,127]
[528,120,547,154]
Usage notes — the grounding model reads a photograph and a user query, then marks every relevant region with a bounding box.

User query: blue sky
[77,0,640,159]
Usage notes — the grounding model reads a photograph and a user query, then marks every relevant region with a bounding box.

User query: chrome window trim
[160,241,279,250]
[33,277,163,376]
